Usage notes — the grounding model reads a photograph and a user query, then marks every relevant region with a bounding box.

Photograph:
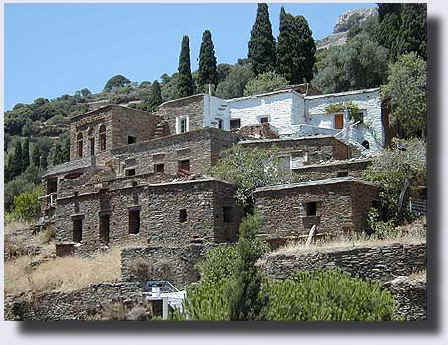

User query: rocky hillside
[316,7,378,50]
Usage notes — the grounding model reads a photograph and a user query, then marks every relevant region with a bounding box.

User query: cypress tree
[248,3,277,76]
[400,4,426,60]
[198,30,218,89]
[22,137,30,172]
[51,143,64,166]
[177,35,194,97]
[13,140,23,177]
[32,145,41,168]
[149,80,163,109]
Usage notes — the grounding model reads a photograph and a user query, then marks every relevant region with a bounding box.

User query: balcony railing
[39,192,58,208]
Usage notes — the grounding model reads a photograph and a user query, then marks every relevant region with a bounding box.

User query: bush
[263,269,397,321]
[13,184,44,222]
[243,71,288,96]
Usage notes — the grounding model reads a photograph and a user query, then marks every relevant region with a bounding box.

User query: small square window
[178,159,190,173]
[126,169,136,176]
[128,136,136,144]
[230,119,241,130]
[223,207,233,223]
[337,171,348,177]
[217,119,223,129]
[155,164,164,173]
[304,202,317,216]
[260,117,269,124]
[179,209,187,223]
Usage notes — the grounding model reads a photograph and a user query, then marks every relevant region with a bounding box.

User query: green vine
[325,102,363,122]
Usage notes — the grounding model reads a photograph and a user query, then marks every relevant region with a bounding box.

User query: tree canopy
[277,7,316,83]
[243,71,288,96]
[215,64,255,99]
[103,75,131,91]
[248,3,277,76]
[177,35,195,97]
[198,30,218,90]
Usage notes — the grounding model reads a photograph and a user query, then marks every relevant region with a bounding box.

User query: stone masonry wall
[120,244,215,289]
[156,95,204,134]
[292,159,371,182]
[54,179,241,255]
[255,179,378,238]
[239,136,349,164]
[112,128,236,177]
[259,242,426,283]
[4,282,142,321]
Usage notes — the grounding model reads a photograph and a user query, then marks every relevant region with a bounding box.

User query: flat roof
[238,135,346,145]
[254,176,378,193]
[304,88,380,100]
[43,158,92,178]
[226,89,303,103]
[292,158,372,170]
[70,104,153,121]
[159,93,206,107]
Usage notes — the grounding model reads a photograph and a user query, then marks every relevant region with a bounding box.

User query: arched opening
[99,125,106,151]
[361,140,370,150]
[77,133,83,158]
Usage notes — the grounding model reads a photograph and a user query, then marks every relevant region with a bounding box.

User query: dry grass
[4,248,121,295]
[4,220,29,236]
[269,218,426,258]
[408,270,426,282]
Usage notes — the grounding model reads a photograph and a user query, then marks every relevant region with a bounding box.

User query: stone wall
[239,136,350,165]
[120,244,215,288]
[383,276,427,320]
[112,128,236,177]
[4,282,142,321]
[259,242,426,283]
[156,95,205,134]
[292,159,371,182]
[254,178,378,239]
[54,179,242,255]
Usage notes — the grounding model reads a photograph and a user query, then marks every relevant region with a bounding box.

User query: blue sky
[4,2,377,110]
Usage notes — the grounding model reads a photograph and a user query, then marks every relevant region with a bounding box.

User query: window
[155,164,164,173]
[179,209,187,223]
[334,113,344,129]
[90,137,95,156]
[99,125,106,151]
[180,118,187,133]
[129,209,140,234]
[99,214,110,243]
[223,207,233,223]
[125,168,136,176]
[361,140,370,150]
[260,117,269,124]
[304,202,317,216]
[217,119,223,129]
[178,159,190,173]
[337,171,348,177]
[128,136,136,144]
[177,116,189,134]
[230,119,241,130]
[73,218,83,242]
[77,133,83,158]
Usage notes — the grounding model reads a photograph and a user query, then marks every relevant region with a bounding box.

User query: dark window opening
[77,133,83,158]
[223,207,233,223]
[335,113,344,129]
[48,178,58,194]
[73,218,83,243]
[362,140,370,150]
[179,209,187,223]
[180,118,187,133]
[90,137,95,156]
[99,214,110,243]
[217,119,223,129]
[155,164,165,173]
[337,171,348,177]
[230,119,241,130]
[126,169,136,177]
[129,209,140,234]
[260,117,269,124]
[304,202,317,216]
[99,125,106,151]
[178,159,190,173]
[128,136,137,144]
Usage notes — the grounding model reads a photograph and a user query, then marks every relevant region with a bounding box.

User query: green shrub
[13,184,44,222]
[263,269,396,321]
[195,245,238,282]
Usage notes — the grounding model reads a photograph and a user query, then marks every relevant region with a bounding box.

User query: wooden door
[335,113,344,129]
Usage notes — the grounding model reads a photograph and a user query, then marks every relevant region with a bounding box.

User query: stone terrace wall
[239,136,349,164]
[4,282,142,321]
[293,159,371,182]
[259,242,426,282]
[383,276,427,320]
[112,128,236,177]
[120,244,215,289]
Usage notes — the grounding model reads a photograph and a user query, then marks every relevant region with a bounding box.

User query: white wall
[304,89,384,151]
[203,95,230,130]
[226,92,301,135]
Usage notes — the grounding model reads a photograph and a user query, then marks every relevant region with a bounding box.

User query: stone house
[254,177,379,242]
